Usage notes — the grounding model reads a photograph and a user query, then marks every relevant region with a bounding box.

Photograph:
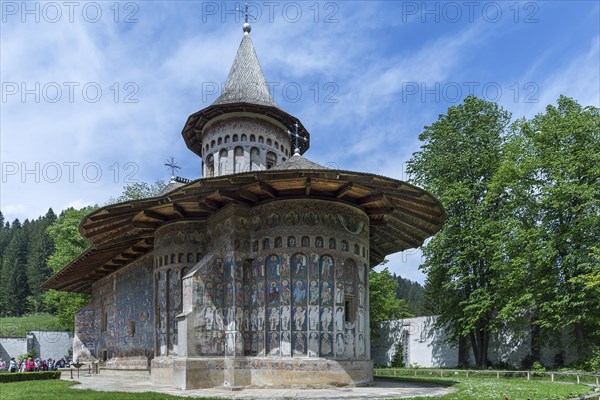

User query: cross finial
[288,123,306,155]
[238,1,253,33]
[164,157,181,178]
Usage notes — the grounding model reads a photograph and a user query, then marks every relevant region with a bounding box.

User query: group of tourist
[0,356,68,372]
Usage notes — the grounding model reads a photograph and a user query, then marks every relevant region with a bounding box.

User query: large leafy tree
[407,96,511,368]
[495,96,600,359]
[44,207,96,329]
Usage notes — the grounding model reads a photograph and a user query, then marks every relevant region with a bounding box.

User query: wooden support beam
[335,183,353,198]
[202,199,222,210]
[143,209,169,221]
[305,177,312,196]
[172,203,187,218]
[358,193,384,206]
[365,207,394,216]
[259,181,278,198]
[239,190,259,203]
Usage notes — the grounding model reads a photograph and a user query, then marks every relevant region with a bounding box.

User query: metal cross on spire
[164,157,181,178]
[237,1,254,33]
[288,123,306,155]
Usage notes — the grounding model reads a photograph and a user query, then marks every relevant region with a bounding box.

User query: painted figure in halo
[281,254,290,275]
[321,281,332,305]
[294,254,307,275]
[267,255,280,277]
[308,306,319,331]
[308,332,319,357]
[294,306,305,330]
[321,333,332,355]
[281,305,290,330]
[320,255,333,277]
[294,332,306,354]
[257,282,265,304]
[269,332,280,355]
[335,282,344,304]
[281,332,291,356]
[269,307,279,330]
[335,306,344,331]
[309,280,319,304]
[268,280,279,303]
[257,306,264,330]
[293,280,306,304]
[321,307,332,331]
[281,279,291,304]
[335,333,344,356]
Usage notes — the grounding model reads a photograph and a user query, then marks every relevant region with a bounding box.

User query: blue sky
[1,1,599,283]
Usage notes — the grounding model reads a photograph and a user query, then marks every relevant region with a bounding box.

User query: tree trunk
[458,335,469,368]
[470,329,489,369]
[530,320,541,363]
[574,323,588,360]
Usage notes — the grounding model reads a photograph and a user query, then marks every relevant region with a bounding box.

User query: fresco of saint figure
[293,280,306,304]
[309,280,319,305]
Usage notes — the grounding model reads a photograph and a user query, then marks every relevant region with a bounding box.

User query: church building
[44,19,444,389]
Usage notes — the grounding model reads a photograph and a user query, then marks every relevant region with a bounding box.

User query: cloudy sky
[1,1,598,283]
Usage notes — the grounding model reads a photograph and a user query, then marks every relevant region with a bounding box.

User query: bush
[0,371,61,383]
[391,341,404,368]
[532,361,546,377]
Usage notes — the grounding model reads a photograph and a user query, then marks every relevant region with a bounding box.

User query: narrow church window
[262,238,270,250]
[218,137,222,145]
[250,134,256,142]
[233,134,239,142]
[206,154,214,177]
[267,138,272,146]
[287,236,296,247]
[250,147,260,171]
[280,144,284,152]
[178,253,184,263]
[315,236,324,248]
[274,141,279,149]
[219,148,228,175]
[234,146,244,173]
[274,236,282,248]
[197,253,203,262]
[344,297,355,322]
[266,151,277,169]
[329,238,336,250]
[341,240,348,252]
[187,253,193,262]
[258,136,264,143]
[164,255,169,265]
[129,320,136,337]
[241,134,247,141]
[101,302,107,332]
[224,135,230,143]
[211,140,215,148]
[171,254,176,264]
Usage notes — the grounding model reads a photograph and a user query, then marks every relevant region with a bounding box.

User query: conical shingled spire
[213,33,278,108]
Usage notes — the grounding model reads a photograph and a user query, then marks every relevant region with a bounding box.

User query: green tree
[370,266,413,330]
[407,96,511,368]
[25,209,57,313]
[495,96,600,359]
[1,220,30,316]
[44,207,96,329]
[106,180,166,204]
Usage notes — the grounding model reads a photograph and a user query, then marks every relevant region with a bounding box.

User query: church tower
[182,22,310,177]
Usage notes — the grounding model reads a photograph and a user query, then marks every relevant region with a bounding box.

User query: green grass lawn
[0,314,68,337]
[374,375,598,400]
[0,380,219,400]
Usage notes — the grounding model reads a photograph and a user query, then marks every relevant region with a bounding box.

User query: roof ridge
[213,33,278,108]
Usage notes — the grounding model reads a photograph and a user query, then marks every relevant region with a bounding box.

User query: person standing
[8,357,17,372]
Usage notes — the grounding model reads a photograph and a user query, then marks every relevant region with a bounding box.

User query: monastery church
[44,18,444,389]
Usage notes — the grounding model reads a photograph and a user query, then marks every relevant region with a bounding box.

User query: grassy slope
[0,314,68,337]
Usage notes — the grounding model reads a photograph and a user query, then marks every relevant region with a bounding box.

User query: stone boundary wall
[372,316,579,369]
[0,331,72,362]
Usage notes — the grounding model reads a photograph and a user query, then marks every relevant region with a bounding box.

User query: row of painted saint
[193,330,367,358]
[197,304,366,334]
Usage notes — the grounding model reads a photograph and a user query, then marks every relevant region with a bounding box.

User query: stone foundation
[151,356,372,389]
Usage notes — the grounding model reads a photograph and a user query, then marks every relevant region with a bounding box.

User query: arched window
[217,137,222,145]
[274,236,282,248]
[187,253,194,262]
[171,254,176,263]
[266,151,277,169]
[287,236,296,247]
[224,135,230,143]
[329,238,336,250]
[234,146,244,173]
[258,136,264,143]
[219,148,228,175]
[233,134,239,142]
[250,134,256,142]
[341,240,348,252]
[205,144,209,152]
[196,253,203,262]
[315,236,324,248]
[206,154,214,177]
[267,138,272,146]
[301,236,310,247]
[274,141,279,149]
[250,147,260,171]
[178,253,184,263]
[241,134,247,141]
[285,149,289,156]
[164,255,169,265]
[262,238,270,250]
[210,140,215,148]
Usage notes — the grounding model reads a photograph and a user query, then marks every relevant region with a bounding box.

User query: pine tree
[1,220,30,316]
[26,209,57,313]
